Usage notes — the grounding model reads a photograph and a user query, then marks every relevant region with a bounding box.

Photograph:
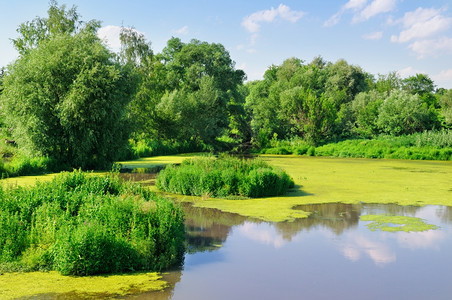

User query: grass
[156,156,294,198]
[360,215,440,232]
[0,170,185,276]
[260,131,452,161]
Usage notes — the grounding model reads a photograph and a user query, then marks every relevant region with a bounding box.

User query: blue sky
[1,0,452,88]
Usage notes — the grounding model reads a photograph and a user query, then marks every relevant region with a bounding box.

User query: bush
[0,170,185,275]
[156,156,294,198]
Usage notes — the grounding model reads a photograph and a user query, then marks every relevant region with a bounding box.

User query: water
[132,203,452,300]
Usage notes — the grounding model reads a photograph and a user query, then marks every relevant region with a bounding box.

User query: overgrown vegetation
[260,130,452,160]
[156,156,294,198]
[0,170,185,275]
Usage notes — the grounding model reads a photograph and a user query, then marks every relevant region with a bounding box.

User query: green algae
[190,155,452,222]
[117,153,201,169]
[0,271,168,299]
[360,215,440,232]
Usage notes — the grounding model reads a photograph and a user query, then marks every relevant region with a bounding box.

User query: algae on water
[360,215,440,232]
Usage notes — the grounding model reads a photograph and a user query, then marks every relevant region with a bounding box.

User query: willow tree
[1,2,134,169]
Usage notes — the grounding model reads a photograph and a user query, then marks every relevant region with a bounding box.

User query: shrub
[156,156,294,198]
[0,170,185,275]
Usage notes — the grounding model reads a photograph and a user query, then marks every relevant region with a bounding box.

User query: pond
[2,155,451,299]
[130,202,452,300]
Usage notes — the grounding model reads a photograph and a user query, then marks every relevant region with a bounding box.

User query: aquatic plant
[0,170,185,275]
[360,215,440,232]
[156,156,294,198]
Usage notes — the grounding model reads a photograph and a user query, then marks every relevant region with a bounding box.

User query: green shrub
[156,156,294,198]
[0,170,185,275]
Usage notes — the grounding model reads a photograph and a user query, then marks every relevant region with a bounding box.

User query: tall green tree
[246,57,367,145]
[438,89,452,127]
[402,73,437,108]
[124,36,246,148]
[1,2,134,169]
[377,90,437,135]
[350,90,385,137]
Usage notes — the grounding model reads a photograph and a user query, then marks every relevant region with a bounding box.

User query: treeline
[1,2,451,174]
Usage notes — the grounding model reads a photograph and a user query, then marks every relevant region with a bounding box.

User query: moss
[0,271,167,299]
[360,215,440,232]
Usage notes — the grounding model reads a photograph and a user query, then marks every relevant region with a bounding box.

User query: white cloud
[324,0,368,27]
[391,8,452,43]
[339,235,396,266]
[397,230,445,250]
[389,7,452,59]
[97,25,122,51]
[363,31,383,40]
[238,222,288,248]
[397,66,424,78]
[174,25,189,35]
[240,4,304,54]
[407,37,452,58]
[433,68,452,82]
[353,0,397,23]
[242,4,305,33]
[325,0,395,26]
[344,0,368,10]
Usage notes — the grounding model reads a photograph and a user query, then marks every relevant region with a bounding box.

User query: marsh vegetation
[0,170,185,276]
[156,156,294,198]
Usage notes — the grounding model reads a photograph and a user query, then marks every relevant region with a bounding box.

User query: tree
[1,3,134,169]
[280,87,335,145]
[438,89,452,126]
[375,72,401,94]
[377,90,437,136]
[246,57,368,145]
[126,36,246,148]
[350,90,385,137]
[402,73,437,108]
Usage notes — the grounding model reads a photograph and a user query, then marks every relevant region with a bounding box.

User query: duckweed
[0,271,167,299]
[360,215,440,232]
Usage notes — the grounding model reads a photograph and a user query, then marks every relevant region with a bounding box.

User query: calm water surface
[129,203,452,300]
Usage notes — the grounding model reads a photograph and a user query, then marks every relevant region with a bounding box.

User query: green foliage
[123,33,246,149]
[402,73,437,108]
[350,90,384,137]
[439,89,452,126]
[1,3,134,170]
[128,138,207,159]
[156,156,294,198]
[377,90,438,135]
[314,131,452,160]
[0,171,185,275]
[259,131,452,161]
[246,57,368,146]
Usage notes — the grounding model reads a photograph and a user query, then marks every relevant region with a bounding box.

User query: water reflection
[127,202,451,299]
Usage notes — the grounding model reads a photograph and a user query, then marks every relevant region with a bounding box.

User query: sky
[1,0,452,88]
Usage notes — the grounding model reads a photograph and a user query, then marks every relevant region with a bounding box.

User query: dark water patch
[118,173,156,186]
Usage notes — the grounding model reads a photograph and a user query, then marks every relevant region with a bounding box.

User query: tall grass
[259,131,452,161]
[156,156,294,198]
[0,170,185,275]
